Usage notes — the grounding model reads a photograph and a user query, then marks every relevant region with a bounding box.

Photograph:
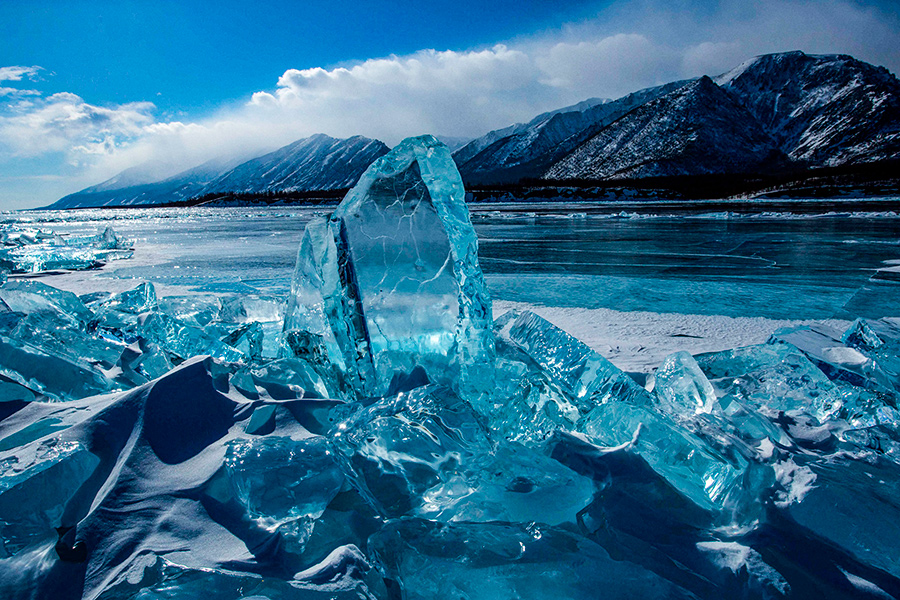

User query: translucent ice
[0,438,99,557]
[501,309,649,412]
[88,281,158,314]
[0,225,131,274]
[842,318,900,395]
[649,351,716,419]
[696,342,843,422]
[0,334,112,401]
[282,217,350,378]
[0,280,94,328]
[138,311,246,364]
[780,456,900,580]
[370,519,699,599]
[771,324,896,397]
[334,384,593,523]
[284,135,494,401]
[497,310,746,510]
[223,435,344,548]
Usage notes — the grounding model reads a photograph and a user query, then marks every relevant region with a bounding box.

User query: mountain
[453,51,899,185]
[202,134,389,195]
[49,52,900,208]
[80,160,187,193]
[49,135,389,209]
[714,51,900,166]
[50,155,249,209]
[544,76,780,180]
[453,82,687,184]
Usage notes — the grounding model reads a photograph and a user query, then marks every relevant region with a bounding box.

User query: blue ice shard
[842,318,900,394]
[651,350,791,452]
[223,435,344,550]
[282,217,351,379]
[334,384,592,524]
[0,438,99,557]
[649,351,716,420]
[695,342,843,422]
[0,335,112,401]
[781,456,900,579]
[498,310,747,510]
[90,281,158,314]
[369,519,699,599]
[0,280,94,329]
[498,309,648,412]
[138,312,245,364]
[0,225,132,274]
[284,135,494,401]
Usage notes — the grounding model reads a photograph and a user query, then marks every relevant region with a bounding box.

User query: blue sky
[1,0,899,209]
[1,1,606,118]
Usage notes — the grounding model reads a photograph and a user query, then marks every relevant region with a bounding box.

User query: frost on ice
[1,137,900,598]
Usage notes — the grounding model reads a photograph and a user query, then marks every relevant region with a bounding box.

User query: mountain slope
[49,51,900,207]
[49,135,389,209]
[453,82,688,184]
[203,134,389,194]
[715,51,900,166]
[462,51,899,185]
[544,76,780,180]
[49,155,248,209]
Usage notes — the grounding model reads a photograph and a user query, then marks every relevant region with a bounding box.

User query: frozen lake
[6,203,900,372]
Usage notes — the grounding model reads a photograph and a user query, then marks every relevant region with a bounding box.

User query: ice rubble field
[1,137,900,599]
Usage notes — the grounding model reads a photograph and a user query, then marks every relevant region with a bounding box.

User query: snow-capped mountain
[49,51,899,208]
[49,135,389,209]
[544,76,781,180]
[202,134,389,195]
[714,51,900,166]
[453,82,687,184]
[457,51,899,184]
[49,155,251,209]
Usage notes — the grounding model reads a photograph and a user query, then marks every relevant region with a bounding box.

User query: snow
[494,301,849,374]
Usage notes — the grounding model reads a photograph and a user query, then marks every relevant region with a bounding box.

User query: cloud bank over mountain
[1,0,898,208]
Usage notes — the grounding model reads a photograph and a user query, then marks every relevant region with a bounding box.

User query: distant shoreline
[43,159,900,212]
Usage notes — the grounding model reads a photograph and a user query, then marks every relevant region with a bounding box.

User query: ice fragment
[284,135,494,401]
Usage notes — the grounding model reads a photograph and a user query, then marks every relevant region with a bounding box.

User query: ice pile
[0,279,284,402]
[1,136,900,599]
[0,225,133,274]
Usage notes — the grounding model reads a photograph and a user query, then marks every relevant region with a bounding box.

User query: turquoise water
[6,205,900,319]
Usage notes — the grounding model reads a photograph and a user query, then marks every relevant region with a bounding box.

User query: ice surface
[369,519,699,599]
[842,318,900,394]
[696,341,844,422]
[3,172,900,598]
[334,384,593,524]
[224,435,345,552]
[650,351,717,418]
[0,439,99,557]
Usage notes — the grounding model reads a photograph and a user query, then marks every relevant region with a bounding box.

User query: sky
[1,0,899,209]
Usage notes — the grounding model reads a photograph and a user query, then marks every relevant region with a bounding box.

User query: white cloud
[0,66,41,82]
[0,87,41,97]
[0,91,156,162]
[534,34,677,96]
[246,45,556,143]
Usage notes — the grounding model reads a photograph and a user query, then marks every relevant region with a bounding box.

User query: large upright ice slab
[284,135,494,400]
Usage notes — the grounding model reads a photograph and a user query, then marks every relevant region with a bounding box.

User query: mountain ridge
[48,134,390,209]
[48,51,900,208]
